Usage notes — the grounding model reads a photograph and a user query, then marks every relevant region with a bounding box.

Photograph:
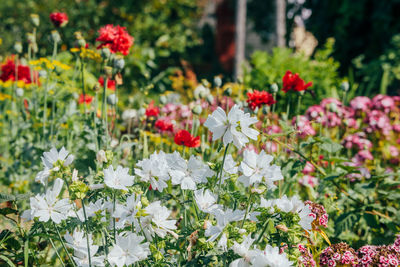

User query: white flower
[238,150,283,188]
[135,151,170,192]
[218,233,228,252]
[108,232,149,267]
[104,165,134,190]
[194,189,220,213]
[113,194,141,229]
[206,208,245,242]
[204,105,259,149]
[28,178,71,224]
[140,201,177,240]
[35,147,74,185]
[252,245,293,267]
[96,150,107,164]
[64,230,105,267]
[167,152,215,190]
[229,235,258,267]
[76,199,106,222]
[298,205,314,231]
[221,154,238,183]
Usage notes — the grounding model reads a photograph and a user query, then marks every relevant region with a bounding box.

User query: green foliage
[244,39,341,112]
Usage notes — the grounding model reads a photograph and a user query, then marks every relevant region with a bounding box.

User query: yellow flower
[0,92,11,101]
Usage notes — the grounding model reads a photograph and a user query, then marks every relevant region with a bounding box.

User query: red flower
[49,12,69,27]
[98,77,116,91]
[96,24,134,55]
[174,130,200,148]
[79,94,93,105]
[246,90,276,110]
[145,101,159,117]
[282,71,312,93]
[155,119,173,132]
[0,58,33,84]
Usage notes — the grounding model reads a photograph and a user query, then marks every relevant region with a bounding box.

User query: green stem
[81,200,92,267]
[43,226,66,267]
[217,143,230,203]
[53,223,76,267]
[255,219,270,244]
[80,60,87,118]
[113,191,116,240]
[240,189,253,228]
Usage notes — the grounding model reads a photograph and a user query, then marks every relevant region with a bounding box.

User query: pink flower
[365,110,392,135]
[302,162,315,174]
[299,175,319,188]
[292,115,316,138]
[350,96,372,112]
[306,105,325,123]
[372,94,395,113]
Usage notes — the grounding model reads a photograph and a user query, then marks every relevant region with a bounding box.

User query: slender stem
[113,191,116,240]
[217,143,230,203]
[255,219,270,245]
[81,200,92,267]
[43,226,66,267]
[53,223,77,267]
[241,189,253,228]
[80,60,87,118]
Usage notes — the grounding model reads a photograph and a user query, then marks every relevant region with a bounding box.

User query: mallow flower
[194,188,220,213]
[140,201,177,240]
[238,149,283,188]
[108,232,149,267]
[204,105,259,149]
[35,147,74,185]
[135,151,170,192]
[25,178,71,224]
[104,165,134,190]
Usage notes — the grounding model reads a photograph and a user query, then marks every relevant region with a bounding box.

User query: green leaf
[320,138,343,153]
[24,238,29,267]
[0,255,16,267]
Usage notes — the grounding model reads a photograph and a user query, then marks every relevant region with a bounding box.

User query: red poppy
[79,94,93,105]
[246,90,276,110]
[174,129,200,148]
[96,24,134,56]
[282,71,312,93]
[49,12,69,28]
[155,119,173,132]
[145,101,159,117]
[0,58,33,84]
[98,76,116,91]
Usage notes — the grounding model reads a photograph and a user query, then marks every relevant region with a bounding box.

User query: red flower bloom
[78,94,93,105]
[145,101,160,117]
[98,77,116,91]
[155,119,174,132]
[0,58,33,84]
[282,71,312,93]
[246,90,276,110]
[96,24,134,55]
[174,129,200,148]
[49,12,69,27]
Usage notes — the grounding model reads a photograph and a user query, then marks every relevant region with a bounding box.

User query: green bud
[30,14,40,27]
[192,105,202,115]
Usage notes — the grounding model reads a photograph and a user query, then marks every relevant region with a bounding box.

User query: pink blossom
[350,96,372,112]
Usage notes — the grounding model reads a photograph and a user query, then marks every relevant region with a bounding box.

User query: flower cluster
[246,90,276,110]
[304,200,329,229]
[96,24,134,55]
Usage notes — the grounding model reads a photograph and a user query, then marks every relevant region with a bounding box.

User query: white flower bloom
[166,152,215,190]
[28,178,71,224]
[35,147,74,185]
[221,154,238,183]
[76,199,106,222]
[252,245,293,267]
[206,208,245,242]
[238,150,283,188]
[140,201,177,240]
[217,233,228,252]
[194,189,220,213]
[108,232,149,267]
[135,151,170,192]
[204,105,259,149]
[229,235,258,267]
[64,230,105,267]
[104,165,134,190]
[298,205,314,231]
[112,194,141,229]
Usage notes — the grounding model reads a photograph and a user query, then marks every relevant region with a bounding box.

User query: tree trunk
[276,0,286,47]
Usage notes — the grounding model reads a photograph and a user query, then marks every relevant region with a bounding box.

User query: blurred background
[1,0,400,99]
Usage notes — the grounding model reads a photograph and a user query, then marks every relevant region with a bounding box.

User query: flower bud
[96,150,107,164]
[105,150,114,163]
[72,169,79,182]
[76,38,86,48]
[26,33,36,44]
[122,109,137,121]
[276,224,288,232]
[262,105,269,115]
[51,30,61,43]
[101,47,111,60]
[103,66,113,78]
[113,57,125,70]
[206,94,214,104]
[214,76,222,87]
[159,95,167,105]
[107,94,117,105]
[14,42,23,54]
[192,105,202,115]
[38,70,47,78]
[15,88,24,97]
[223,87,232,96]
[341,81,349,92]
[30,14,40,27]
[270,83,279,93]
